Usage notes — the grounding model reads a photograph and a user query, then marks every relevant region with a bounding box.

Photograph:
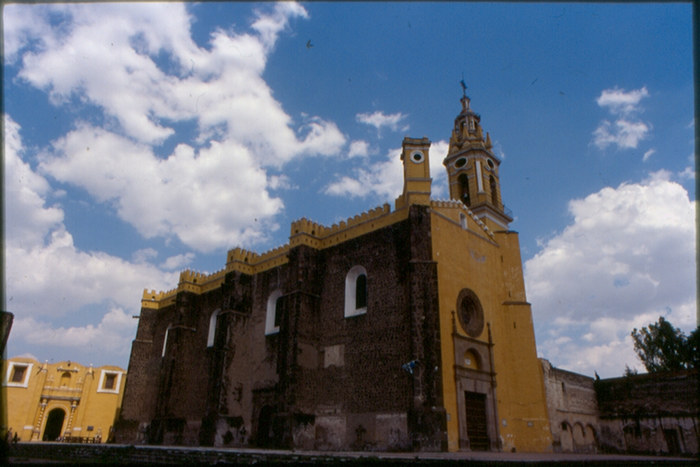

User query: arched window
[458,174,470,206]
[489,175,498,207]
[572,423,585,445]
[207,309,221,347]
[464,349,481,370]
[344,266,368,317]
[459,212,468,229]
[355,274,367,309]
[162,324,173,357]
[60,371,71,387]
[265,290,283,335]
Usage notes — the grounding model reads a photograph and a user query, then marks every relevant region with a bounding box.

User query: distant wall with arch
[542,359,699,456]
[540,359,599,453]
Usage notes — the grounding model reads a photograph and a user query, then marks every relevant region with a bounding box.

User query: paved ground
[5,443,697,464]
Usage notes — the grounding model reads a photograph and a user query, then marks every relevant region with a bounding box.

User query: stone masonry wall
[595,370,698,455]
[117,208,445,451]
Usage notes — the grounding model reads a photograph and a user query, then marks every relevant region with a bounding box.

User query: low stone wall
[9,442,450,465]
[6,442,697,465]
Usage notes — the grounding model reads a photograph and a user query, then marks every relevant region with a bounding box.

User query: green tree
[630,316,698,373]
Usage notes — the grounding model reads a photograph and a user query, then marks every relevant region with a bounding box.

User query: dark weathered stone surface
[596,370,698,417]
[594,370,699,455]
[116,206,446,451]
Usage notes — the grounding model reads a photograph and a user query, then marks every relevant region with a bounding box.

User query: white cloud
[4,115,64,247]
[8,3,346,252]
[593,119,650,150]
[4,117,178,363]
[132,248,159,264]
[160,253,195,271]
[40,125,284,252]
[525,172,696,377]
[596,86,649,116]
[8,2,341,159]
[6,227,178,319]
[678,166,694,180]
[3,4,53,63]
[348,140,371,158]
[593,86,651,150]
[356,110,409,136]
[642,148,656,162]
[250,2,309,50]
[323,140,449,200]
[10,308,137,363]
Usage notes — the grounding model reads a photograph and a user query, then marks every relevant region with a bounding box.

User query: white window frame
[344,265,368,318]
[459,212,468,229]
[162,324,172,357]
[207,309,221,347]
[265,290,283,335]
[96,370,124,394]
[5,362,33,388]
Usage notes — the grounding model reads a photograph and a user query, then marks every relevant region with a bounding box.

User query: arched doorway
[43,408,66,441]
[256,405,275,447]
[560,421,573,452]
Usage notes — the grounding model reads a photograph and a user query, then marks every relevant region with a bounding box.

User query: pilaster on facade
[31,399,48,441]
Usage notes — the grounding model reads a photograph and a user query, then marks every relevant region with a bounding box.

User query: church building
[3,357,126,443]
[115,95,552,452]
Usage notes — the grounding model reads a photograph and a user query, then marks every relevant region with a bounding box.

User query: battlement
[226,244,290,274]
[289,203,397,249]
[290,204,392,239]
[290,218,329,237]
[140,203,403,310]
[179,269,208,284]
[142,287,177,309]
[141,268,227,309]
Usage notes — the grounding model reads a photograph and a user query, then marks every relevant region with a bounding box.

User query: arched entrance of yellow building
[43,408,66,441]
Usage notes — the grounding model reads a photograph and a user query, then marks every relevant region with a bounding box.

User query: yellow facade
[430,206,551,451]
[2,357,125,443]
[430,94,551,452]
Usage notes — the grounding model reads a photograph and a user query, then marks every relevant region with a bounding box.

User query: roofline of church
[141,196,498,309]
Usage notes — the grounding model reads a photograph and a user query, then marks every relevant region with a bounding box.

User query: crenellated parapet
[141,268,227,309]
[140,203,406,310]
[225,245,290,275]
[290,203,401,249]
[142,288,177,309]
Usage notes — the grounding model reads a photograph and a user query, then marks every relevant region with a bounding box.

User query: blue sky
[3,2,695,377]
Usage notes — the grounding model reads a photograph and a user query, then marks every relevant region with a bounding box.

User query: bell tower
[443,92,512,230]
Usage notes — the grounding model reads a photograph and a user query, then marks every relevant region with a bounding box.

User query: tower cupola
[443,91,512,230]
